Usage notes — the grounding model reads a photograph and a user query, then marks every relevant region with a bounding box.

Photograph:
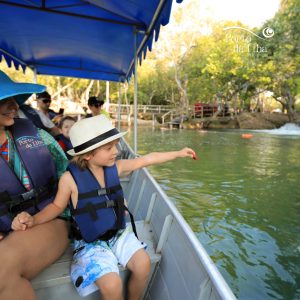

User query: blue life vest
[68,163,126,243]
[0,118,57,233]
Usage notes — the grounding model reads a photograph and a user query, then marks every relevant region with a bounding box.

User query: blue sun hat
[0,70,46,105]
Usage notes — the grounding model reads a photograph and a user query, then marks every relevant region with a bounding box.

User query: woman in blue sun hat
[0,70,69,300]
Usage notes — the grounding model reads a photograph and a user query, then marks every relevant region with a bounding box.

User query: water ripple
[125,127,300,300]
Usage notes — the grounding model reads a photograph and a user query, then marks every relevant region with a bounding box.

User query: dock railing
[108,104,174,115]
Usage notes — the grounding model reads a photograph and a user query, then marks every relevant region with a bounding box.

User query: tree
[260,0,300,120]
[185,22,257,114]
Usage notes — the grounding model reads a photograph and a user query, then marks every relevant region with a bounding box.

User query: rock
[206,117,238,129]
[189,112,291,129]
[236,112,289,129]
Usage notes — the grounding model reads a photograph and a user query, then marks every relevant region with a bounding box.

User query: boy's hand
[179,148,198,160]
[11,212,34,231]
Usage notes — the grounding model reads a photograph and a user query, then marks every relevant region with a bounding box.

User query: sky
[151,0,281,61]
[173,0,281,28]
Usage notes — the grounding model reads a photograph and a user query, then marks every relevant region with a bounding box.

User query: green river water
[124,124,300,300]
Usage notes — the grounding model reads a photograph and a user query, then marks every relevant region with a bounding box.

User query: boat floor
[32,221,161,300]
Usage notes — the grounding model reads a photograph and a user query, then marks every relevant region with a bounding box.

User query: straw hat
[0,70,45,104]
[68,115,127,156]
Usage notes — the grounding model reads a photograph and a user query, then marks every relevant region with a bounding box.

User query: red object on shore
[194,103,218,117]
[241,134,253,139]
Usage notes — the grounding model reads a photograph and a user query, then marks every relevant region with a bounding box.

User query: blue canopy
[0,0,182,82]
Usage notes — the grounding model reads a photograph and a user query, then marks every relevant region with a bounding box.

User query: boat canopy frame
[0,0,183,153]
[0,0,182,82]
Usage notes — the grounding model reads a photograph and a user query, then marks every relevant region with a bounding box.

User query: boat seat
[32,221,161,300]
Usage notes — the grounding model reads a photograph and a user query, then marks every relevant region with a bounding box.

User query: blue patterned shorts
[70,226,146,297]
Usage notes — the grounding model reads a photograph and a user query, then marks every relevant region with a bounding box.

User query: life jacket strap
[71,201,138,242]
[77,184,122,200]
[72,199,116,221]
[70,216,118,242]
[0,177,57,217]
[11,188,36,203]
[124,206,138,239]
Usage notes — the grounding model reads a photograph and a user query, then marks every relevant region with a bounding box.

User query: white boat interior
[33,221,161,300]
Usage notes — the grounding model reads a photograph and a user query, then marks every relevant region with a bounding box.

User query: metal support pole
[133,28,138,155]
[117,82,121,130]
[33,67,37,83]
[105,81,110,111]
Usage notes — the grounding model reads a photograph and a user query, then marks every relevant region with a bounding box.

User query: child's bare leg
[95,272,123,300]
[126,249,151,300]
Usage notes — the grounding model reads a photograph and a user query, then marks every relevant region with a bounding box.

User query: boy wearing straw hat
[12,115,196,300]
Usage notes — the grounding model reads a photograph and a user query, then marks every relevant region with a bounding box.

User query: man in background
[36,91,57,120]
[19,91,61,136]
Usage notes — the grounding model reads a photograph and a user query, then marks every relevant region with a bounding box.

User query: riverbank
[188,112,300,130]
[116,112,300,130]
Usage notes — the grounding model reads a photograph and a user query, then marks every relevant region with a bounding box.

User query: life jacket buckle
[106,200,115,208]
[97,189,107,196]
[21,189,36,201]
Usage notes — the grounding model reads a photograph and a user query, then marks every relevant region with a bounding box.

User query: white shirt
[18,108,55,129]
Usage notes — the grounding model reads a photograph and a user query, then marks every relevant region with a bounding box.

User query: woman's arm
[12,172,73,230]
[117,147,196,177]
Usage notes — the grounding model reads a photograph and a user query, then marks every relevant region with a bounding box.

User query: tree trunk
[123,82,130,117]
[273,89,296,121]
[53,78,77,100]
[95,81,101,97]
[149,89,156,105]
[56,77,61,109]
[285,89,296,122]
[173,63,189,125]
[80,80,94,105]
[233,93,237,116]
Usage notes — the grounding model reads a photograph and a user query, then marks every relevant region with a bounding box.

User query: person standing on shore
[86,96,110,118]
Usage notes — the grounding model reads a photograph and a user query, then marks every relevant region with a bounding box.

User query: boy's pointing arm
[117,147,196,177]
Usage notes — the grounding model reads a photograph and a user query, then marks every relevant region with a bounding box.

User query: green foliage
[135,0,298,115]
[257,0,300,118]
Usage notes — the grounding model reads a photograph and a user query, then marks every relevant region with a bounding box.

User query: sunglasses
[42,99,51,104]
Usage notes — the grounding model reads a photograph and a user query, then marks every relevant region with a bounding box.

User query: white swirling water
[254,123,300,136]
